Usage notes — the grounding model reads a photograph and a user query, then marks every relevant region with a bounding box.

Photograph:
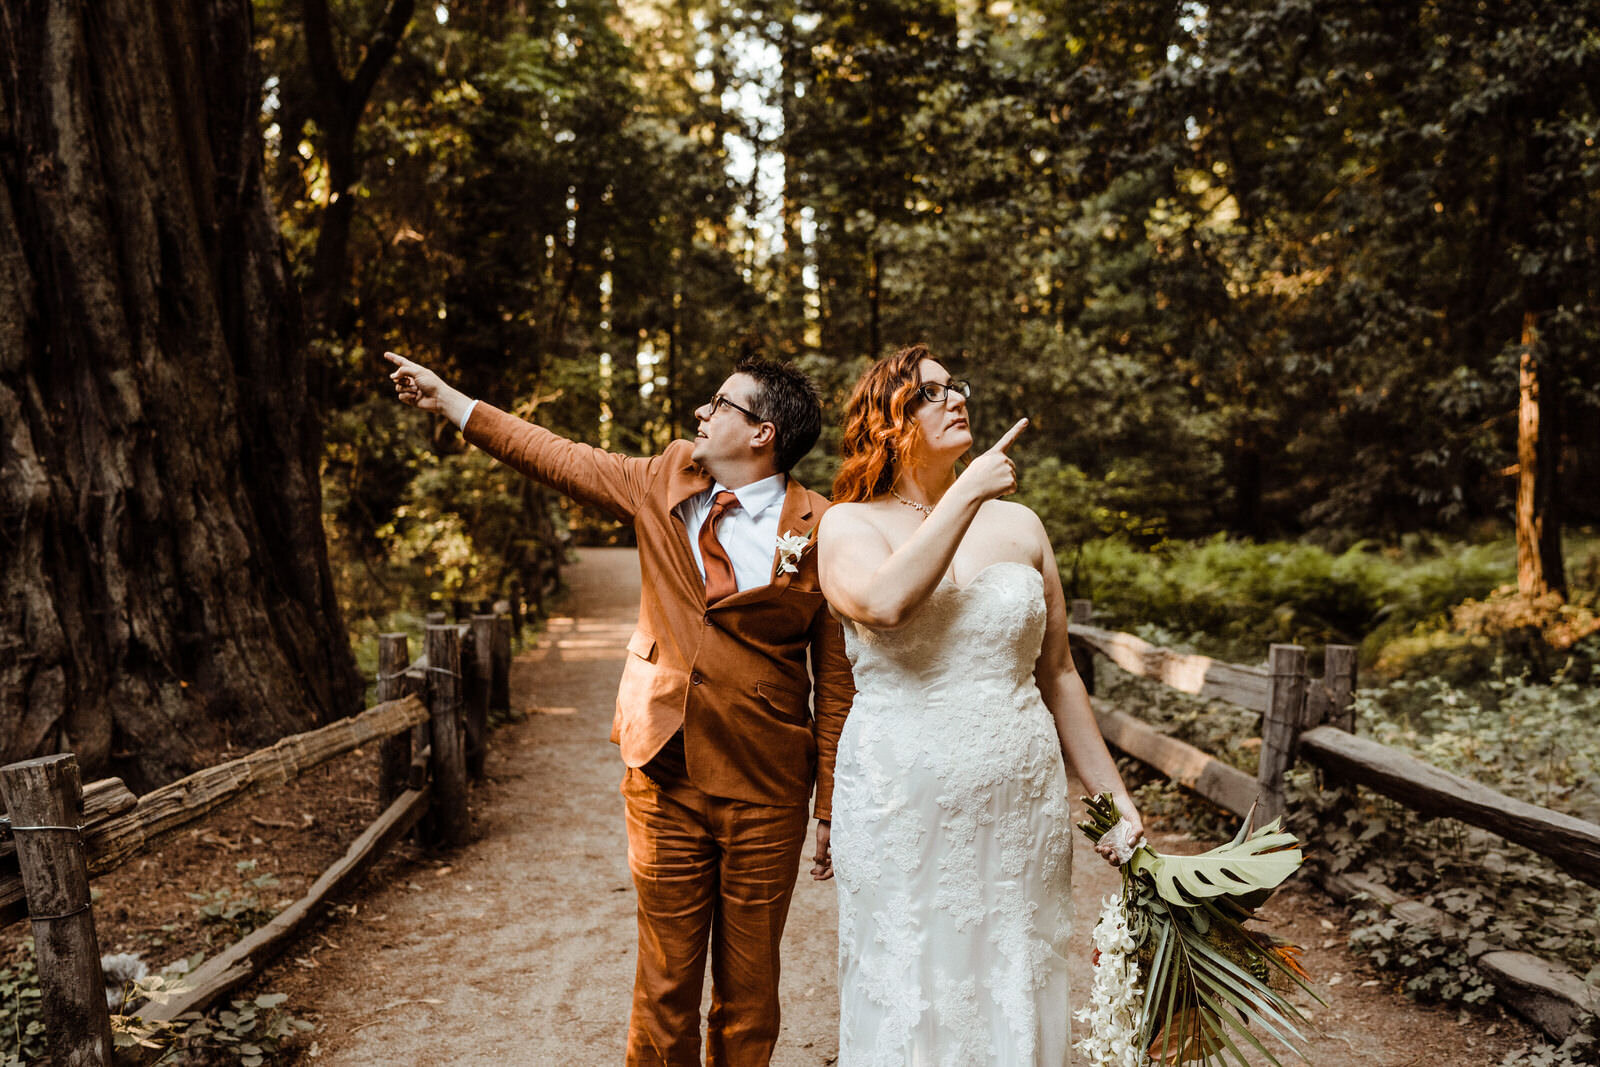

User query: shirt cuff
[457,398,478,431]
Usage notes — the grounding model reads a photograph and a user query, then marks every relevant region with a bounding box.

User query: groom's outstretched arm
[462,402,660,522]
[386,351,659,521]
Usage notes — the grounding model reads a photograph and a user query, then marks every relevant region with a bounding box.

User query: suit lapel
[666,452,715,575]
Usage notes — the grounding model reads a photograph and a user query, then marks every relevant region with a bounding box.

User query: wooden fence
[0,606,519,1066]
[1066,599,1600,1044]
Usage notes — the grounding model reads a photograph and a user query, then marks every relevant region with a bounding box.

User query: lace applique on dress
[833,563,1074,1066]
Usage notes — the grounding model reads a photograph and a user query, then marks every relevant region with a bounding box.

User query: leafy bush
[1,940,45,1065]
[1058,530,1599,679]
[115,976,315,1065]
[190,860,284,943]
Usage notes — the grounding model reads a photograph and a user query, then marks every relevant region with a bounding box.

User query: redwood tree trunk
[0,0,361,790]
[1516,311,1566,598]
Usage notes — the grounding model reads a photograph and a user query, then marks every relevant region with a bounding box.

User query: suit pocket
[755,680,810,726]
[626,630,657,663]
[618,630,671,712]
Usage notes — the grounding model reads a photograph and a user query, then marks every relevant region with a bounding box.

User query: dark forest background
[3,0,1598,787]
[274,0,1599,600]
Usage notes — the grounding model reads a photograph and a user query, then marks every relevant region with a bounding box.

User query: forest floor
[23,546,1554,1065]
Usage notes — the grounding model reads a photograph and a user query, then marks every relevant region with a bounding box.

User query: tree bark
[0,0,361,790]
[1516,311,1566,597]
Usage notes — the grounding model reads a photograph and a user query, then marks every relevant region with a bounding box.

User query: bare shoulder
[819,500,888,538]
[979,499,1047,534]
[971,499,1049,568]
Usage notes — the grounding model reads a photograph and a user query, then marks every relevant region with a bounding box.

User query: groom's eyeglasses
[915,379,972,405]
[709,394,768,423]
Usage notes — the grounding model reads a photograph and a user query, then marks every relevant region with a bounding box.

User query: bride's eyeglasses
[914,379,972,405]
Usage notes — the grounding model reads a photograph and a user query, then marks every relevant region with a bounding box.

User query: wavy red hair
[833,344,942,504]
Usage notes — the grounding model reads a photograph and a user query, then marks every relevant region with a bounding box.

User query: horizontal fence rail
[0,696,428,929]
[1072,623,1272,712]
[2,603,525,1065]
[1298,726,1600,890]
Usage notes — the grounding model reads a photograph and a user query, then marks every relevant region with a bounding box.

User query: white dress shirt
[675,473,788,593]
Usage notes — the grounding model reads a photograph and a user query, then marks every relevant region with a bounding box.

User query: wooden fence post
[491,613,513,713]
[425,610,447,627]
[0,754,115,1066]
[377,634,412,805]
[468,615,495,779]
[1258,644,1308,824]
[1068,599,1095,696]
[1324,645,1358,734]
[425,625,471,848]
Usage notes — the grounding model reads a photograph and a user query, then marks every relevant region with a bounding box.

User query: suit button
[691,672,703,685]
[704,614,712,625]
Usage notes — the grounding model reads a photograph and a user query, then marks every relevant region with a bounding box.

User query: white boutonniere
[776,528,816,575]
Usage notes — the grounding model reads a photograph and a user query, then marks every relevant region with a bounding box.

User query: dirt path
[284,547,1542,1065]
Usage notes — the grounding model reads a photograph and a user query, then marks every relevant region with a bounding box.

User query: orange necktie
[699,490,740,604]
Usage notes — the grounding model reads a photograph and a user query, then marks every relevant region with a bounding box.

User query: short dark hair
[735,355,822,472]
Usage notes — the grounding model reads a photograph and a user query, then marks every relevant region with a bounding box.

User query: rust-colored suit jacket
[464,404,855,819]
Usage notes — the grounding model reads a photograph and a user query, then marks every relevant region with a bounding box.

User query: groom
[384,350,854,1065]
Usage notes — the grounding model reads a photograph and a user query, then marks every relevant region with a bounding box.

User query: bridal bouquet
[1076,794,1318,1067]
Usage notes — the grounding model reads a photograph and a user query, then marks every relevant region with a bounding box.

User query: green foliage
[1353,673,1600,823]
[1497,1035,1598,1067]
[1062,533,1529,665]
[114,975,315,1066]
[189,861,284,943]
[1,940,44,1065]
[174,993,315,1066]
[1310,773,1600,1011]
[3,940,311,1066]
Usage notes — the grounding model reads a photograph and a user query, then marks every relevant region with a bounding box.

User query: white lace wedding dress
[832,561,1074,1066]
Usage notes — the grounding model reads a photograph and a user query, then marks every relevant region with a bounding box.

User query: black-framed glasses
[709,393,768,423]
[915,379,972,405]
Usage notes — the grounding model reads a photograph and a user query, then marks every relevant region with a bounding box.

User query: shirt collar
[711,473,787,518]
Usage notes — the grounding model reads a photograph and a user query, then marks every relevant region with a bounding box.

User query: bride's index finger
[988,418,1029,455]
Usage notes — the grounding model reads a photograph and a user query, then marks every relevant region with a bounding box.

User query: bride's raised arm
[1028,511,1145,861]
[818,419,1027,629]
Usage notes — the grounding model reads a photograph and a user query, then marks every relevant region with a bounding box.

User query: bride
[817,345,1144,1066]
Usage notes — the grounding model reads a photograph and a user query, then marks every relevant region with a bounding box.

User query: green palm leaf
[1131,821,1302,906]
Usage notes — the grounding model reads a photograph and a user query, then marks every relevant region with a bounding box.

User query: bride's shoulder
[818,499,882,533]
[980,498,1046,530]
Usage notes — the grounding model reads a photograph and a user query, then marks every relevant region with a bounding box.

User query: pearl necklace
[890,488,933,516]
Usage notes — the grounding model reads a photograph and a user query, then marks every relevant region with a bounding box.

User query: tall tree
[0,0,360,788]
[297,0,416,333]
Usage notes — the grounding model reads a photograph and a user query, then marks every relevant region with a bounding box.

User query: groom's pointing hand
[384,350,473,427]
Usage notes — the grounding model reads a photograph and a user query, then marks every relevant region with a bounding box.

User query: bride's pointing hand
[954,418,1028,504]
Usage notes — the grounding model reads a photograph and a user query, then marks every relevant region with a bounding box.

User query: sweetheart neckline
[938,559,1041,593]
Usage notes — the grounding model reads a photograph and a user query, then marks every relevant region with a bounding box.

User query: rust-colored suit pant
[621,768,810,1066]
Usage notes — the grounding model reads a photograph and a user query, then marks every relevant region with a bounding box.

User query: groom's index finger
[383,351,411,375]
[989,418,1029,454]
